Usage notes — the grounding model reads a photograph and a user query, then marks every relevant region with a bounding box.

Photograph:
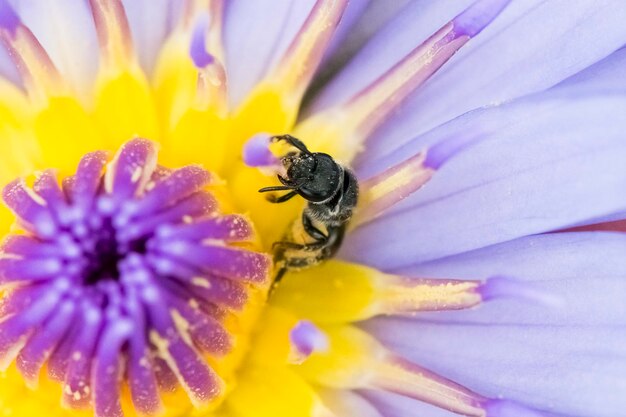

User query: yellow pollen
[191,277,213,288]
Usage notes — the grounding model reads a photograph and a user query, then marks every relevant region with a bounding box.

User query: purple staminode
[0,0,20,37]
[289,320,329,363]
[242,133,282,168]
[453,0,512,37]
[483,399,549,417]
[190,11,215,68]
[479,276,564,308]
[0,138,270,417]
[423,132,484,170]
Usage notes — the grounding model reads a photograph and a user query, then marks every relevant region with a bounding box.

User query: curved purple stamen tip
[289,320,328,363]
[423,133,482,170]
[484,399,547,417]
[479,276,565,308]
[243,133,281,168]
[0,0,19,36]
[454,0,512,37]
[0,138,270,415]
[190,12,214,69]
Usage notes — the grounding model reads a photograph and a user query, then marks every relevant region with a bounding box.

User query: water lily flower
[0,1,625,417]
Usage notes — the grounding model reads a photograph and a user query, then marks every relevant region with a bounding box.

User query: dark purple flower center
[0,138,271,416]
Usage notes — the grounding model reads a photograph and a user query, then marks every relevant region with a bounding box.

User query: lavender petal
[363,233,626,417]
[345,92,626,267]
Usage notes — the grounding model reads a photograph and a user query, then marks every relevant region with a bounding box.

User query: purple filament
[0,138,270,416]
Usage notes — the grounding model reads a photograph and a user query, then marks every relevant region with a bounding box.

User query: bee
[259,135,359,283]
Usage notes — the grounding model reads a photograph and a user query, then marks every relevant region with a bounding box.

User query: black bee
[259,135,358,283]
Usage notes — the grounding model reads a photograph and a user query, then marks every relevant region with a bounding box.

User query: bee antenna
[258,185,296,193]
[272,134,313,156]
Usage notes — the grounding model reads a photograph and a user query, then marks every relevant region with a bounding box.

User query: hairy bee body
[259,135,359,282]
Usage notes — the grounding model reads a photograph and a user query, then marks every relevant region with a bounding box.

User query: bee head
[285,152,342,203]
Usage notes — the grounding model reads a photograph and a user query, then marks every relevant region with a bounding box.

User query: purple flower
[0,1,624,417]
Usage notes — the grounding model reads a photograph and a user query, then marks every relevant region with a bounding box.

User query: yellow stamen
[317,388,381,417]
[0,20,66,102]
[152,2,228,172]
[271,260,483,323]
[267,0,348,104]
[225,365,334,417]
[89,0,160,150]
[89,0,133,72]
[206,0,226,63]
[227,0,349,164]
[295,325,486,417]
[0,81,38,183]
[1,364,93,417]
[296,24,469,161]
[94,70,159,149]
[188,1,228,113]
[154,26,229,172]
[376,277,481,314]
[35,97,106,174]
[343,25,467,141]
[373,357,485,417]
[354,151,434,228]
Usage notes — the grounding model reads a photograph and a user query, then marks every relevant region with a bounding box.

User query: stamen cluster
[0,139,270,416]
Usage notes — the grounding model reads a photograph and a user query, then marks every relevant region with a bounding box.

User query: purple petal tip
[423,133,482,170]
[289,320,328,361]
[190,12,214,69]
[454,0,511,37]
[242,133,281,168]
[0,0,19,35]
[484,400,547,417]
[479,276,565,309]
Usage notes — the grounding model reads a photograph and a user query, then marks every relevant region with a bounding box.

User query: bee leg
[270,256,312,289]
[266,190,298,203]
[301,213,328,243]
[272,134,312,156]
[272,214,329,252]
[273,238,327,252]
[270,247,289,288]
[272,266,288,286]
[322,225,346,258]
[285,256,324,269]
[273,241,307,250]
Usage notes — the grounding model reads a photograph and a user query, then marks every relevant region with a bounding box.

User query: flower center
[0,138,271,416]
[79,213,136,286]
